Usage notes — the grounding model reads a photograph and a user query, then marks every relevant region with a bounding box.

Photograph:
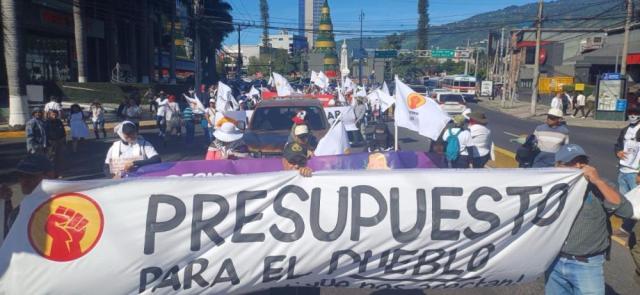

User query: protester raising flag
[394,76,450,140]
[315,114,351,156]
[272,72,293,97]
[216,81,239,111]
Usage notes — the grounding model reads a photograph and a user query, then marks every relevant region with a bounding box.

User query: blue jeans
[545,254,605,295]
[619,172,638,232]
[156,115,166,136]
[184,120,195,144]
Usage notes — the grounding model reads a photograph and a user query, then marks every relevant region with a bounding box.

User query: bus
[441,75,477,94]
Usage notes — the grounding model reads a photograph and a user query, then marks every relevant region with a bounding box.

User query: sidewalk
[478,98,628,129]
[0,119,157,139]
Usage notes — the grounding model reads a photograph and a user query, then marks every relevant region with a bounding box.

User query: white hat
[547,108,564,118]
[294,125,309,136]
[214,122,243,142]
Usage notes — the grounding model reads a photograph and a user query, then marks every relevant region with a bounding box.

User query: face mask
[189,90,195,95]
[630,115,640,124]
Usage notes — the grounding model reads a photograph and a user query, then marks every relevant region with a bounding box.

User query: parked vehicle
[436,93,467,114]
[243,99,329,157]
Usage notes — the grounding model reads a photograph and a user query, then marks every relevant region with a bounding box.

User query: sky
[222,0,536,46]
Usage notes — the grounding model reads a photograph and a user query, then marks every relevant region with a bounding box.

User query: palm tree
[260,0,269,48]
[200,0,234,85]
[73,0,88,83]
[1,0,28,127]
[417,0,429,50]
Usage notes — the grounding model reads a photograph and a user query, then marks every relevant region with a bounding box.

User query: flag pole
[394,119,399,151]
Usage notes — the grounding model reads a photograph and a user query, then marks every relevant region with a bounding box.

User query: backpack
[445,128,462,161]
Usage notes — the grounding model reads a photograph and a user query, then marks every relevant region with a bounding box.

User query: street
[0,108,637,294]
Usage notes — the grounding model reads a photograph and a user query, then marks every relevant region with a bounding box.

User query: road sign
[455,50,471,58]
[374,50,398,59]
[430,49,455,58]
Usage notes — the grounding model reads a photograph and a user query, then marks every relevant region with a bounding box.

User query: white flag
[310,71,318,85]
[314,120,351,156]
[267,75,274,87]
[382,81,391,96]
[338,87,347,103]
[343,77,355,93]
[248,86,260,97]
[272,72,293,97]
[314,71,329,90]
[367,89,380,108]
[216,81,239,111]
[394,76,450,140]
[377,89,395,113]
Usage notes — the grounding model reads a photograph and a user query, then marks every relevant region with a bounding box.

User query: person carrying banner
[442,115,472,168]
[545,144,633,294]
[0,154,54,237]
[282,142,313,177]
[532,108,569,168]
[104,121,160,178]
[205,122,248,160]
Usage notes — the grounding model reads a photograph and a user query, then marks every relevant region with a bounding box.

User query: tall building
[313,0,338,76]
[301,0,323,50]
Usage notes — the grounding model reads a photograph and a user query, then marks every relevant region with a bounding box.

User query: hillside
[339,0,634,50]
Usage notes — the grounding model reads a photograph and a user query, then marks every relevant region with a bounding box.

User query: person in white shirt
[43,96,62,116]
[89,100,106,139]
[155,93,168,137]
[550,92,564,111]
[165,95,182,136]
[468,112,493,168]
[572,91,586,118]
[104,121,160,178]
[442,115,472,168]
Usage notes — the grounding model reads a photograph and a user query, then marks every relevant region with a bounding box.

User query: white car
[435,93,467,114]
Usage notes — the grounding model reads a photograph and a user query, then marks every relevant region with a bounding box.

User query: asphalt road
[0,112,638,294]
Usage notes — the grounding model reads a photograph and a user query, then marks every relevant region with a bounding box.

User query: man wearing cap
[104,121,161,178]
[25,108,47,155]
[289,124,318,154]
[205,122,248,160]
[614,108,640,280]
[532,108,570,167]
[545,144,633,294]
[282,142,313,177]
[0,154,54,237]
[468,112,493,168]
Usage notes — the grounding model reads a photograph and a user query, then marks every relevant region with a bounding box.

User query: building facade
[302,0,323,50]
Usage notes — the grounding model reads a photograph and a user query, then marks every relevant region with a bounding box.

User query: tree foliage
[382,33,403,50]
[417,0,429,50]
[200,0,234,84]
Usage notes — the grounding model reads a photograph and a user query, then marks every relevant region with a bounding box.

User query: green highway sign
[374,50,398,59]
[431,49,455,58]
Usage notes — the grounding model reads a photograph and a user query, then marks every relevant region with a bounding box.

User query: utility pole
[359,10,365,85]
[530,0,543,116]
[497,28,504,82]
[193,0,202,97]
[464,39,470,75]
[473,46,479,78]
[621,0,633,76]
[236,24,242,80]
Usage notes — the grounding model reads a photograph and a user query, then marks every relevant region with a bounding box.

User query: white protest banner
[0,169,587,294]
[324,106,351,122]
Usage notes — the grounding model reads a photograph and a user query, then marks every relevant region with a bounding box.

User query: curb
[0,120,158,139]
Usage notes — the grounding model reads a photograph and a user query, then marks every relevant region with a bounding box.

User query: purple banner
[129,151,442,178]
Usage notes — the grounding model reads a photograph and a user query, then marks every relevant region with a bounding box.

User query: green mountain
[340,0,633,50]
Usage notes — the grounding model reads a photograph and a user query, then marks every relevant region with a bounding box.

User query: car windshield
[250,106,326,131]
[440,94,465,103]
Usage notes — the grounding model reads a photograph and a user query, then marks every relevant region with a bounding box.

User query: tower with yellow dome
[313,0,338,76]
